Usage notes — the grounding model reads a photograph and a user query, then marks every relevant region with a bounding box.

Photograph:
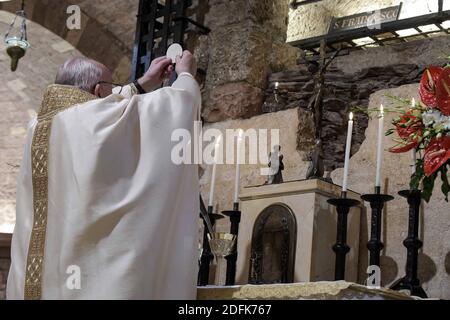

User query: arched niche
[248,203,297,284]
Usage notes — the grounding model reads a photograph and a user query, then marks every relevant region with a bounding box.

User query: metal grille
[131,0,209,81]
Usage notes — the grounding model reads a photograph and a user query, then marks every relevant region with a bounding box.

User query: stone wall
[287,0,443,42]
[200,108,306,224]
[0,11,83,233]
[262,35,450,171]
[0,0,135,83]
[197,0,300,122]
[265,63,421,171]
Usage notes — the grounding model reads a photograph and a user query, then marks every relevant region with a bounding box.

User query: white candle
[342,112,354,192]
[208,135,222,207]
[375,104,384,187]
[233,129,244,204]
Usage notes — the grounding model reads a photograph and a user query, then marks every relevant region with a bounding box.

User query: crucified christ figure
[305,40,341,180]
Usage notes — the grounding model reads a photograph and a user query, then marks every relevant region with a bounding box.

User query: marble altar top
[197,281,419,300]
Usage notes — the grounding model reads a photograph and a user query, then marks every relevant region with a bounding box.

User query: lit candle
[342,112,354,193]
[208,135,222,207]
[375,104,384,187]
[233,129,244,204]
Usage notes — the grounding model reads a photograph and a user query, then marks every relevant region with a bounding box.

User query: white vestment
[7,73,201,300]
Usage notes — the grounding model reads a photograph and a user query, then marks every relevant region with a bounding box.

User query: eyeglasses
[96,81,124,94]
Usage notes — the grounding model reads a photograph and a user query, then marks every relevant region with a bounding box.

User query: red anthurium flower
[424,136,450,176]
[436,67,450,116]
[420,66,442,108]
[395,111,423,140]
[389,140,419,153]
[389,111,423,153]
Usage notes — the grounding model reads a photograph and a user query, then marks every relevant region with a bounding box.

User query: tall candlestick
[375,104,384,188]
[233,129,244,204]
[342,112,354,193]
[208,135,222,207]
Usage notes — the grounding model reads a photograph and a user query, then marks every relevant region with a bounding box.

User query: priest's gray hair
[55,57,103,93]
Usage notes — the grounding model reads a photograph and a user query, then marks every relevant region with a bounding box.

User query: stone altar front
[235,179,362,285]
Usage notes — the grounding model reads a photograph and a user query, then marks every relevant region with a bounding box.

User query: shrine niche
[248,204,296,284]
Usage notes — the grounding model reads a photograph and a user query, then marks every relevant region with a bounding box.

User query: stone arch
[0,0,133,82]
[0,10,87,232]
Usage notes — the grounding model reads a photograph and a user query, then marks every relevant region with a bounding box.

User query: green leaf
[422,174,435,203]
[420,159,437,203]
[441,165,450,202]
[410,172,422,191]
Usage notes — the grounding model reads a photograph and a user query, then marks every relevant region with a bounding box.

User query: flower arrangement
[387,66,450,202]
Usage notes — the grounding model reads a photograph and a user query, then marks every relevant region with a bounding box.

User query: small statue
[267,145,284,184]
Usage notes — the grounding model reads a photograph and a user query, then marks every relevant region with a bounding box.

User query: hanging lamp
[4,0,29,71]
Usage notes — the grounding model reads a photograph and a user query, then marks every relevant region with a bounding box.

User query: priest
[7,51,201,300]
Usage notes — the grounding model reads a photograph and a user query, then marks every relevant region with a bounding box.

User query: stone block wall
[0,0,135,83]
[0,11,83,233]
[196,0,300,122]
[262,35,450,171]
[287,0,442,42]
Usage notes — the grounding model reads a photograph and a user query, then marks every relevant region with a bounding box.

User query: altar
[197,281,417,300]
[233,179,362,285]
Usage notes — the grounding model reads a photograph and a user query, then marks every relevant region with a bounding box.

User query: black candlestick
[222,202,241,286]
[361,186,394,267]
[198,205,224,286]
[390,189,427,298]
[328,192,360,281]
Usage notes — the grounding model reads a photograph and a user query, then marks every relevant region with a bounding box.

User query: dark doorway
[249,204,297,284]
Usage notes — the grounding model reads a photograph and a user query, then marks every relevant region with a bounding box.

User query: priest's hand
[176,51,197,77]
[138,56,174,92]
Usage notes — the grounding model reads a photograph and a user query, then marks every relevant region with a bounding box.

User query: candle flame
[349,112,354,121]
[275,82,279,88]
[380,104,384,115]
